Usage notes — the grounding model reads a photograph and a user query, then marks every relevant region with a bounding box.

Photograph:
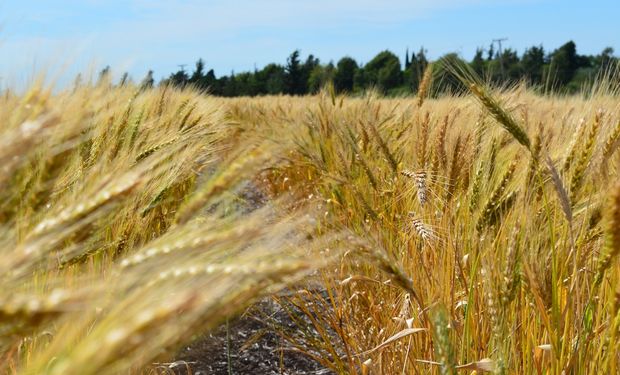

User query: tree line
[125,40,617,96]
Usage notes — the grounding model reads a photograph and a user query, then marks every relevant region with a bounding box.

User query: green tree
[500,48,521,82]
[285,50,304,95]
[487,43,495,61]
[364,50,403,92]
[334,57,358,93]
[301,54,320,94]
[521,46,545,85]
[405,48,411,69]
[550,41,579,86]
[234,72,260,96]
[307,63,335,93]
[487,48,520,83]
[403,47,428,93]
[168,67,189,88]
[353,68,368,92]
[258,64,286,95]
[195,69,218,94]
[598,47,616,72]
[190,59,205,83]
[220,72,237,96]
[471,48,486,76]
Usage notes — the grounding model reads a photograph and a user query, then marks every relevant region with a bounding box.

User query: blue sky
[0,0,618,88]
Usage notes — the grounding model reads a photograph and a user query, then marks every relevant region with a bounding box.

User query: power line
[493,38,508,78]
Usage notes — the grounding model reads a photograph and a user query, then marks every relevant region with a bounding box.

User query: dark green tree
[521,45,545,85]
[415,48,429,80]
[500,48,521,82]
[471,48,486,76]
[487,43,495,61]
[191,59,205,83]
[221,72,237,96]
[301,54,320,94]
[169,67,189,88]
[353,68,368,92]
[598,47,616,72]
[285,50,304,95]
[334,57,358,93]
[307,62,335,93]
[258,63,286,95]
[550,41,579,86]
[203,69,218,93]
[234,72,260,96]
[405,48,411,69]
[363,50,402,92]
[403,47,428,93]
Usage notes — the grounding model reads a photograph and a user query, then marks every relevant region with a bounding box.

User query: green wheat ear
[447,59,531,152]
[469,83,531,151]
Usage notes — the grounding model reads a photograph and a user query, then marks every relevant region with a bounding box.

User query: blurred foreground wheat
[0,83,336,374]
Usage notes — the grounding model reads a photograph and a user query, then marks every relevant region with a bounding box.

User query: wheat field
[1,73,619,374]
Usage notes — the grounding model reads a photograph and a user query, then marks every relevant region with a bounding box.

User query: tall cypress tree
[285,50,304,95]
[405,49,410,69]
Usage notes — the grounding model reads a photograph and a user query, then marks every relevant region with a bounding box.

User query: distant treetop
[130,41,618,96]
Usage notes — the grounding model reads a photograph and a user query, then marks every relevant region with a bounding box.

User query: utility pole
[178,64,187,73]
[493,38,508,79]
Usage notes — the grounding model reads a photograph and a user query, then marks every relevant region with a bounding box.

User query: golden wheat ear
[595,181,620,286]
[401,170,428,206]
[407,211,435,243]
[417,63,434,107]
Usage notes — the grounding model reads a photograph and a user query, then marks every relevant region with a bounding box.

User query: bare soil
[165,300,333,375]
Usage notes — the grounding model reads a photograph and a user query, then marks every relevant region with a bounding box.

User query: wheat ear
[469,83,531,151]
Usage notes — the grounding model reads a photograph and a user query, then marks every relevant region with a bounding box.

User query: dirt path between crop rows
[161,182,333,374]
[166,300,333,375]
